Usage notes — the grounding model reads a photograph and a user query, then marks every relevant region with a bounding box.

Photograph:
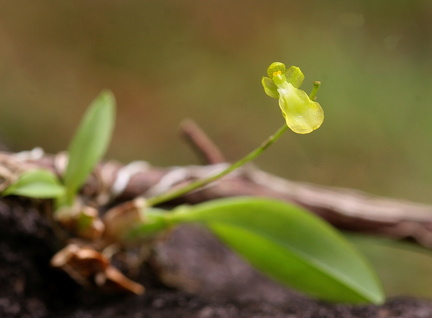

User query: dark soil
[1,197,432,318]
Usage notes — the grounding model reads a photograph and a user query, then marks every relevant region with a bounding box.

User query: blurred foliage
[1,0,432,297]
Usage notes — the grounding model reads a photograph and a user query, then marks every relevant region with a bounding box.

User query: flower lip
[278,83,324,134]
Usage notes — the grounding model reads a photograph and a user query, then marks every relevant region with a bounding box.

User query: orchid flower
[262,62,324,134]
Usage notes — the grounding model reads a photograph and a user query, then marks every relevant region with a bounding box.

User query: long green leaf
[3,169,65,198]
[347,233,432,299]
[170,197,384,304]
[63,90,115,203]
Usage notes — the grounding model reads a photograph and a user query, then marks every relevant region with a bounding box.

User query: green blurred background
[1,0,432,298]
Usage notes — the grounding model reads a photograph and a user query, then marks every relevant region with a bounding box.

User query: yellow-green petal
[285,66,304,88]
[266,62,286,78]
[278,84,324,134]
[262,77,280,99]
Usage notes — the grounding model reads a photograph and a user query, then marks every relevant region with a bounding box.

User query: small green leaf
[63,90,115,204]
[170,198,384,304]
[3,169,65,198]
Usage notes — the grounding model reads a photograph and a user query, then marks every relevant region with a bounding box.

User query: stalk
[146,123,288,207]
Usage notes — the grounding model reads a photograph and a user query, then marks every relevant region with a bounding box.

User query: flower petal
[261,77,279,99]
[266,62,286,78]
[285,66,304,88]
[278,84,324,134]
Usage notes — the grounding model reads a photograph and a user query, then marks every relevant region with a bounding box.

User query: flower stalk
[146,62,324,207]
[146,123,289,207]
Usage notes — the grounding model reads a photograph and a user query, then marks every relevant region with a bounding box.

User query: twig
[180,119,225,164]
[2,150,432,247]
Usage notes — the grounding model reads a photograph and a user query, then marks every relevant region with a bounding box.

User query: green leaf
[63,90,116,204]
[346,233,432,299]
[170,197,384,304]
[3,169,65,198]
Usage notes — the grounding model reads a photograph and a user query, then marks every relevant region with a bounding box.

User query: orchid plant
[1,62,384,304]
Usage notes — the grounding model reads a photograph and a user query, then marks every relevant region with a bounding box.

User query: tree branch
[2,149,432,247]
[180,119,226,164]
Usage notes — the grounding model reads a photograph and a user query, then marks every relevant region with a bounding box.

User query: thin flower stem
[146,123,289,207]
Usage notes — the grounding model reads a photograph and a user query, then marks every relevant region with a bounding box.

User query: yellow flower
[262,62,324,134]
